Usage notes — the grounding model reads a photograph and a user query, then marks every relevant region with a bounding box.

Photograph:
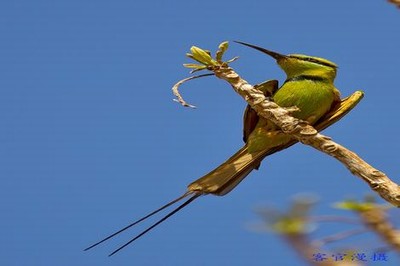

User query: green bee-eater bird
[85,42,363,256]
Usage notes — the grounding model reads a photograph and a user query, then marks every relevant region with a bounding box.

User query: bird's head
[235,41,337,81]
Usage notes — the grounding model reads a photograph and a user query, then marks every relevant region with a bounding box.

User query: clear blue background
[1,1,400,265]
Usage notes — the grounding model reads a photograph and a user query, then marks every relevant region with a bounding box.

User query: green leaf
[335,200,374,211]
[272,217,307,234]
[216,41,229,62]
[183,63,206,69]
[226,56,239,64]
[189,46,216,65]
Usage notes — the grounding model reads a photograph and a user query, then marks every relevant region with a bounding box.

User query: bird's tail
[187,145,267,196]
[83,145,267,256]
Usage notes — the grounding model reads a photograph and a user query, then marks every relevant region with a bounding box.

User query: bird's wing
[261,90,365,158]
[243,80,279,143]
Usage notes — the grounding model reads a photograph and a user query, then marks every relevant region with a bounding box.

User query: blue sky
[1,1,400,265]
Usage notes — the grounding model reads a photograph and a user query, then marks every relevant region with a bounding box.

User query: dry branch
[209,63,400,207]
[358,206,400,251]
[388,0,400,8]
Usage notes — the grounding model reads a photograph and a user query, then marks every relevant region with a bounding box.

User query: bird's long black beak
[234,41,286,60]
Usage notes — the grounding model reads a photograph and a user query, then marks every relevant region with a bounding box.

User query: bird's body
[85,42,363,256]
[188,44,341,196]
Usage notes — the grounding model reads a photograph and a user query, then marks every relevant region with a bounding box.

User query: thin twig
[312,228,368,247]
[172,73,214,108]
[311,215,359,224]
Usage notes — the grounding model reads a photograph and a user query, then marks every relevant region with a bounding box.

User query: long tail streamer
[84,191,201,256]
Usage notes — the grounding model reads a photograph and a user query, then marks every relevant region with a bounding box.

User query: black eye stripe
[284,75,328,84]
[289,56,337,68]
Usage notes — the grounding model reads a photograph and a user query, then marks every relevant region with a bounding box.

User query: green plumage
[246,46,340,153]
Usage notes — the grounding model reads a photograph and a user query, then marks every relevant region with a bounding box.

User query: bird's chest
[272,80,335,123]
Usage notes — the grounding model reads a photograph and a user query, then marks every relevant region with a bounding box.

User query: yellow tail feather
[187,145,267,196]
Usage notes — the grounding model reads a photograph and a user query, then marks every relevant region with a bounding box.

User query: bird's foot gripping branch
[174,41,400,207]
